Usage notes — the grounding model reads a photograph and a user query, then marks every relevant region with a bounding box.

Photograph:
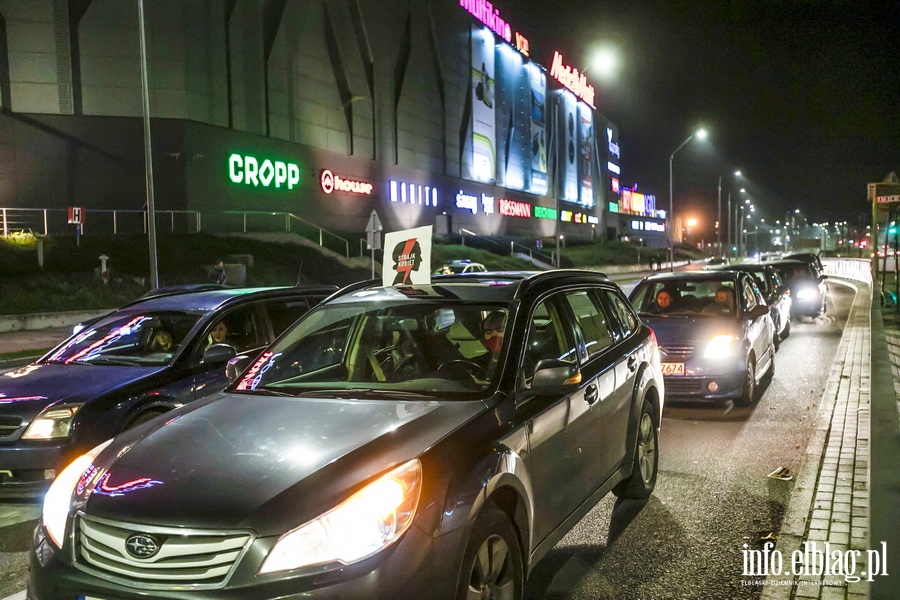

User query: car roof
[330,270,614,305]
[641,270,743,283]
[119,286,338,312]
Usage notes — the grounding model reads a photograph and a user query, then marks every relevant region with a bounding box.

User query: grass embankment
[0,232,708,318]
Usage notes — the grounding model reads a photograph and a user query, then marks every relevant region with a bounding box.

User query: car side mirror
[532,359,581,391]
[225,354,251,382]
[202,343,237,366]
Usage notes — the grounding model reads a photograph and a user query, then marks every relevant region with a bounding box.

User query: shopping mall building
[0,0,668,248]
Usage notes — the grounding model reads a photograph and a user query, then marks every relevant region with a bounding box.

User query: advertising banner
[383,225,433,286]
[528,63,548,195]
[469,26,496,183]
[557,91,578,202]
[578,102,593,207]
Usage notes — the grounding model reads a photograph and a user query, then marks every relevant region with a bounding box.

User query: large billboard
[527,63,548,195]
[557,91,578,202]
[467,26,496,184]
[578,102,594,207]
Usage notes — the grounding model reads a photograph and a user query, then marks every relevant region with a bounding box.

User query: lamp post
[668,127,707,271]
[717,170,741,257]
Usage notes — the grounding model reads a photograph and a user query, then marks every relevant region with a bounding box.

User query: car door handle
[627,355,637,371]
[585,383,599,406]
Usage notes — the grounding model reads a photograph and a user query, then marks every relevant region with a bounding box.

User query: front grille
[664,378,703,395]
[74,513,252,590]
[0,416,23,439]
[660,343,694,361]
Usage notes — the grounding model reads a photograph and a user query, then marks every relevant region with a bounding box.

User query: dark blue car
[629,270,775,406]
[0,285,334,497]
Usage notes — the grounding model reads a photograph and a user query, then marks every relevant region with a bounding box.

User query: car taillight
[648,327,658,348]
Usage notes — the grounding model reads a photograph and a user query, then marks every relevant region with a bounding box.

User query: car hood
[80,392,486,534]
[640,314,743,348]
[0,363,166,420]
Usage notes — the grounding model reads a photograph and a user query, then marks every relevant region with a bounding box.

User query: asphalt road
[0,280,853,599]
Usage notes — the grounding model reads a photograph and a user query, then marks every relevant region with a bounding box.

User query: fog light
[707,381,719,392]
[43,469,57,480]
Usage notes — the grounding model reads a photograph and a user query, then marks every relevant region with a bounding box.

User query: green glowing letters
[228,153,301,190]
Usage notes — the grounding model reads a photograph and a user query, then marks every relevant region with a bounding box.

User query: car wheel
[613,398,659,499]
[781,317,791,340]
[764,343,775,380]
[126,409,166,430]
[733,357,756,407]
[457,503,524,600]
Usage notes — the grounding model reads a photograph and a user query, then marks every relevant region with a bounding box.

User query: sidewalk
[762,273,899,600]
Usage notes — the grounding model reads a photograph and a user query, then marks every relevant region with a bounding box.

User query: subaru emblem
[124,533,160,559]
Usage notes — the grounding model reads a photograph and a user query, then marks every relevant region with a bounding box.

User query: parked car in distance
[433,259,487,275]
[783,252,824,272]
[629,270,775,406]
[30,270,664,600]
[705,256,731,269]
[770,259,827,319]
[724,264,792,347]
[0,285,336,497]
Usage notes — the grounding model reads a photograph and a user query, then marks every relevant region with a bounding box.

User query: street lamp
[718,170,742,257]
[668,127,708,271]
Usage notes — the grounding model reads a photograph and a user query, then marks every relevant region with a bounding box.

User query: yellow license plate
[661,362,685,375]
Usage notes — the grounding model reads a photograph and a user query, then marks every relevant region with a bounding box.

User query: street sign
[366,210,383,250]
[67,206,85,224]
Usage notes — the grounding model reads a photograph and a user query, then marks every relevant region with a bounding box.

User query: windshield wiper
[82,357,142,366]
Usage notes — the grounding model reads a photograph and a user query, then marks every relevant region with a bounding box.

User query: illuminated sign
[611,177,619,193]
[534,206,557,220]
[549,51,595,108]
[459,0,512,42]
[607,161,620,175]
[607,127,620,158]
[320,169,373,195]
[390,181,438,206]
[455,190,495,214]
[587,215,599,224]
[560,210,573,223]
[515,32,530,56]
[608,202,619,213]
[499,198,532,218]
[228,153,301,190]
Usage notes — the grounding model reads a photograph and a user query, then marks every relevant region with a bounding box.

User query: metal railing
[0,207,200,236]
[509,240,554,266]
[223,210,350,257]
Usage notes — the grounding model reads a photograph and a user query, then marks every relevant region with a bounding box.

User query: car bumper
[28,518,467,600]
[791,296,824,317]
[663,371,745,399]
[0,441,74,498]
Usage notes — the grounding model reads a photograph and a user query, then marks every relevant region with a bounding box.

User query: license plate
[661,362,685,375]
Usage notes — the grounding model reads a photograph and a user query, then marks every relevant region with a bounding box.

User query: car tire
[781,317,791,340]
[457,503,524,600]
[613,398,659,499]
[733,357,756,407]
[764,343,775,380]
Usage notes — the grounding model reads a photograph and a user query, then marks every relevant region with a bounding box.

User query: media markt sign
[228,153,301,190]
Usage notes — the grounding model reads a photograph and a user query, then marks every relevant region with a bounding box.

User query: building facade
[0,0,634,244]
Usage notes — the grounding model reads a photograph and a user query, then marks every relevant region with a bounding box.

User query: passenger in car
[652,289,675,313]
[151,329,176,352]
[703,287,735,315]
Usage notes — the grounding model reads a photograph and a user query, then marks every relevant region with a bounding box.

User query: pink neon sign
[549,51,595,108]
[459,0,511,42]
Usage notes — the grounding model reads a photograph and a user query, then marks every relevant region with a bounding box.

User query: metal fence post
[113,211,118,235]
[43,209,48,235]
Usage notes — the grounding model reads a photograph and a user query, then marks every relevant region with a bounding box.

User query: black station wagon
[30,270,663,600]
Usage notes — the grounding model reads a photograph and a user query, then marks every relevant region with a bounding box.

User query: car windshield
[233,300,510,400]
[44,311,202,366]
[772,263,815,282]
[632,279,738,317]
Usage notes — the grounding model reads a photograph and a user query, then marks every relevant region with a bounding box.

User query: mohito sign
[549,51,595,108]
[228,153,301,190]
[320,169,373,195]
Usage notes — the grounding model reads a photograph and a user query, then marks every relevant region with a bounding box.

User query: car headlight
[703,335,739,359]
[796,287,817,300]
[42,439,112,549]
[259,458,422,575]
[22,403,83,440]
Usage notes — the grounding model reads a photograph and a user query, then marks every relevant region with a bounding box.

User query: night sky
[509,0,900,236]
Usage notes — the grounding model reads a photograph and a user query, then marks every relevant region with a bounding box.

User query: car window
[742,280,758,310]
[520,298,577,388]
[203,305,263,353]
[45,311,201,366]
[604,290,638,338]
[264,298,314,336]
[564,290,614,359]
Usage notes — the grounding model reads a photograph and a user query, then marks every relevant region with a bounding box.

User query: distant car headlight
[259,459,422,575]
[795,287,818,301]
[22,403,83,439]
[703,335,739,359]
[42,439,112,549]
